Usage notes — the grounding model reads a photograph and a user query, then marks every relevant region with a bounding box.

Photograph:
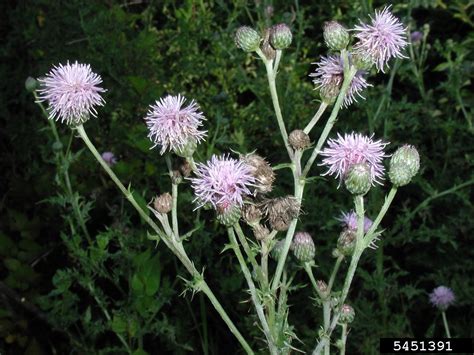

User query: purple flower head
[353,6,408,72]
[37,61,106,125]
[410,31,423,44]
[190,155,255,211]
[101,152,117,167]
[429,286,455,311]
[309,54,371,107]
[320,132,389,185]
[145,94,207,155]
[338,210,373,233]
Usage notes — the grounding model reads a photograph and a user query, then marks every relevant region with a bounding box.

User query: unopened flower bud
[241,153,275,194]
[242,204,263,227]
[288,130,311,150]
[339,304,355,324]
[180,160,193,177]
[323,21,350,51]
[261,28,276,60]
[216,204,242,227]
[172,170,183,185]
[264,196,300,231]
[25,77,38,92]
[352,52,373,71]
[337,229,357,256]
[153,193,173,213]
[344,163,372,195]
[270,23,292,50]
[235,26,261,52]
[291,232,315,262]
[174,140,197,158]
[254,224,270,241]
[271,239,285,261]
[320,82,340,105]
[317,280,329,298]
[389,145,420,186]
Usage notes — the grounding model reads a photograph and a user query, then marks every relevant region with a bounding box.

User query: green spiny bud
[352,52,373,71]
[317,280,329,298]
[338,304,355,324]
[337,229,356,256]
[270,239,285,261]
[174,140,197,158]
[291,232,315,263]
[25,77,38,92]
[389,145,420,187]
[270,23,292,50]
[344,163,372,195]
[323,21,349,51]
[235,26,261,52]
[217,204,242,227]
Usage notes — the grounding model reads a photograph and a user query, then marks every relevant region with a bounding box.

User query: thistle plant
[30,5,421,354]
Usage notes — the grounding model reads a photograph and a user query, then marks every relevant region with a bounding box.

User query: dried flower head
[37,61,106,125]
[145,94,206,155]
[242,204,263,227]
[263,196,300,231]
[240,153,275,194]
[310,54,371,107]
[320,132,389,186]
[429,286,455,311]
[101,152,117,167]
[353,6,408,72]
[153,192,173,214]
[338,210,373,233]
[190,155,254,211]
[253,224,270,241]
[288,130,311,150]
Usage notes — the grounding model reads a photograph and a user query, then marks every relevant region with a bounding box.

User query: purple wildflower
[101,152,117,167]
[320,132,389,185]
[190,155,254,211]
[353,6,408,72]
[145,94,206,155]
[338,210,373,233]
[37,61,106,125]
[429,286,455,311]
[410,31,423,44]
[310,54,371,107]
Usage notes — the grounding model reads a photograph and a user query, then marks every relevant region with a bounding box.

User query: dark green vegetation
[1,1,473,354]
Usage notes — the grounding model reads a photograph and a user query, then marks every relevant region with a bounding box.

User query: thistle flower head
[320,132,389,186]
[429,286,455,311]
[353,6,408,72]
[145,94,206,155]
[310,54,371,107]
[190,155,254,211]
[37,61,106,125]
[338,210,373,233]
[101,152,117,167]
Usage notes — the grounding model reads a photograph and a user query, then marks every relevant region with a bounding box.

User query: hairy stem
[328,255,344,292]
[340,324,347,355]
[227,228,277,354]
[304,102,328,134]
[441,311,451,338]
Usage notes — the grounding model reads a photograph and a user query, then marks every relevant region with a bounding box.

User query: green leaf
[111,314,127,334]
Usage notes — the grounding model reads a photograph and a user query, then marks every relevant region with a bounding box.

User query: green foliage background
[0,0,473,354]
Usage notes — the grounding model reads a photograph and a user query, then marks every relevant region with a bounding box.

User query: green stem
[304,102,328,134]
[76,124,253,354]
[441,311,451,338]
[328,255,344,292]
[340,324,347,355]
[227,228,277,354]
[304,263,324,299]
[234,223,265,284]
[257,48,293,159]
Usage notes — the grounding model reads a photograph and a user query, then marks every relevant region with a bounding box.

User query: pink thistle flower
[429,286,455,311]
[101,152,117,167]
[145,94,206,155]
[190,155,254,211]
[353,6,408,72]
[309,54,371,107]
[37,61,106,125]
[338,210,373,233]
[320,132,389,185]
